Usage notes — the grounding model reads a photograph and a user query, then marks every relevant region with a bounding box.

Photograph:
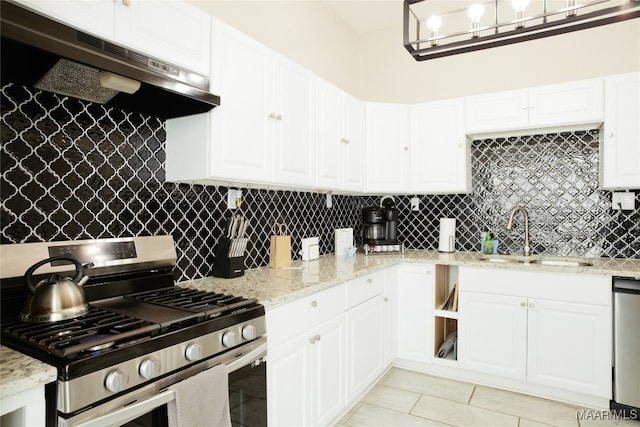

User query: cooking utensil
[20,256,93,322]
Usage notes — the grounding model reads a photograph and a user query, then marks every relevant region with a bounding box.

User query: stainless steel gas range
[0,236,266,427]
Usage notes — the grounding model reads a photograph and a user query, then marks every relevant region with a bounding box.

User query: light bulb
[425,15,442,46]
[426,15,442,32]
[512,0,530,12]
[512,0,529,28]
[468,3,484,38]
[468,4,484,22]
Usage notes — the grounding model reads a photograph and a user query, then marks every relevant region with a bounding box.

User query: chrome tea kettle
[20,256,93,322]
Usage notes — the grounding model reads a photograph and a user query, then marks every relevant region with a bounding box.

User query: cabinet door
[346,295,385,402]
[465,89,528,133]
[602,72,640,189]
[527,299,611,397]
[528,78,603,128]
[272,57,316,188]
[13,0,114,38]
[312,315,346,427]
[458,292,527,379]
[209,21,273,183]
[315,79,344,189]
[411,99,470,194]
[365,103,410,193]
[114,0,210,75]
[396,264,434,363]
[342,94,366,192]
[267,336,312,427]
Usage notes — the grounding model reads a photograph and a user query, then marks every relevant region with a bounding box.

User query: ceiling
[322,0,404,34]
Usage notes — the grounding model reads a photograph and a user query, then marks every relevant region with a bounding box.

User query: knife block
[213,238,245,278]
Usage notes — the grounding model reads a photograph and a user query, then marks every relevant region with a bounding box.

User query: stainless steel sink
[478,257,593,267]
[528,259,593,267]
[479,257,525,264]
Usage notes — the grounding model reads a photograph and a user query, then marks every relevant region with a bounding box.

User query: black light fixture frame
[404,0,640,61]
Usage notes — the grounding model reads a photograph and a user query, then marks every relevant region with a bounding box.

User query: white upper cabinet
[271,56,316,187]
[167,19,315,189]
[410,98,471,194]
[166,20,272,185]
[365,103,411,194]
[601,72,640,190]
[316,79,365,192]
[465,78,604,134]
[12,0,114,39]
[114,0,211,75]
[13,0,210,75]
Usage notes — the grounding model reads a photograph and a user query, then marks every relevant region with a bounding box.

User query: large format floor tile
[334,368,636,427]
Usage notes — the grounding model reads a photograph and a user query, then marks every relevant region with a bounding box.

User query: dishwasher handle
[613,278,640,294]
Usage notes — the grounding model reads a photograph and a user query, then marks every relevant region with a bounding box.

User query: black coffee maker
[362,197,399,247]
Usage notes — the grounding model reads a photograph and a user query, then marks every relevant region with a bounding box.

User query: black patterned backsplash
[1,84,638,282]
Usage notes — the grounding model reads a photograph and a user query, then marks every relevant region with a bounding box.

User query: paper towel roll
[438,218,456,252]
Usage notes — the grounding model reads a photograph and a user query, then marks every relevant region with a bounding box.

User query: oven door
[59,338,267,427]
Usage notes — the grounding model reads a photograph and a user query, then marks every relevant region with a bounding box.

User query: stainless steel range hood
[1,2,220,120]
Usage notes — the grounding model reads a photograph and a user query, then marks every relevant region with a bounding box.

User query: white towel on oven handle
[167,363,232,427]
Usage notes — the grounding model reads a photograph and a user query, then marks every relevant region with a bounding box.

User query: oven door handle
[71,341,267,427]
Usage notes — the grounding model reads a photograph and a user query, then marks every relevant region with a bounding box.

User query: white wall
[190,1,640,102]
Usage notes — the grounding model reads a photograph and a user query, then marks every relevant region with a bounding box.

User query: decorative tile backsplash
[1,84,638,282]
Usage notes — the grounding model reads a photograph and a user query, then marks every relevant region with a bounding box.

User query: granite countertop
[181,250,640,309]
[0,345,57,400]
[2,250,638,402]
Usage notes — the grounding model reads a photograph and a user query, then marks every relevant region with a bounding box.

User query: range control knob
[185,343,202,362]
[222,331,237,348]
[139,357,160,379]
[242,324,257,341]
[105,369,128,393]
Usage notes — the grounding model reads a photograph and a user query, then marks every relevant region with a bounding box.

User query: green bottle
[483,232,494,255]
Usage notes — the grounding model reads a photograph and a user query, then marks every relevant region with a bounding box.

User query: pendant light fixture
[404,0,640,61]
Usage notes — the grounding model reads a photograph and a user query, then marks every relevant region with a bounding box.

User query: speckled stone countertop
[0,345,57,399]
[181,250,640,309]
[3,250,638,402]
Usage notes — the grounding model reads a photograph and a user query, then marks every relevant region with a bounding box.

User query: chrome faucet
[506,207,531,256]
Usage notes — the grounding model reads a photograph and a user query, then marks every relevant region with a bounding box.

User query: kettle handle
[24,256,84,293]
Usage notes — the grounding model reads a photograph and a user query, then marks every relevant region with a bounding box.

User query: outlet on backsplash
[612,192,636,211]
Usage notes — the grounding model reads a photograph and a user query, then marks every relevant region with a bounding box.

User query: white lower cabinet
[526,298,611,395]
[344,270,387,402]
[396,264,435,363]
[268,315,345,427]
[458,267,612,399]
[267,285,345,427]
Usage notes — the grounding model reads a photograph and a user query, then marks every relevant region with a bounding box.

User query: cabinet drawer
[345,272,384,309]
[267,285,345,348]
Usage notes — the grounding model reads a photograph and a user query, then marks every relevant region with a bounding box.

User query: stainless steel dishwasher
[612,277,640,418]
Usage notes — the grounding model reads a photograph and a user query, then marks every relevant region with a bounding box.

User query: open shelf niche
[433,264,458,365]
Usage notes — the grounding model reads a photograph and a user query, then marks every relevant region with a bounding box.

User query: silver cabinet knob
[139,357,159,380]
[105,369,127,393]
[309,334,321,344]
[185,342,202,361]
[310,300,318,307]
[222,331,237,348]
[367,278,372,284]
[520,301,527,307]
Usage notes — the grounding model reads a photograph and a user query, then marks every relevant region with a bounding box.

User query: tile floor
[335,368,637,427]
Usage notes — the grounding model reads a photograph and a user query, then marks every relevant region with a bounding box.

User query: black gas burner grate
[3,308,160,358]
[126,287,259,318]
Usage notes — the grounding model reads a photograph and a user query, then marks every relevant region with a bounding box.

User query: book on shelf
[438,282,458,312]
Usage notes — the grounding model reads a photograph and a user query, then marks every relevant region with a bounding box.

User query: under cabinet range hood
[0,2,220,119]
